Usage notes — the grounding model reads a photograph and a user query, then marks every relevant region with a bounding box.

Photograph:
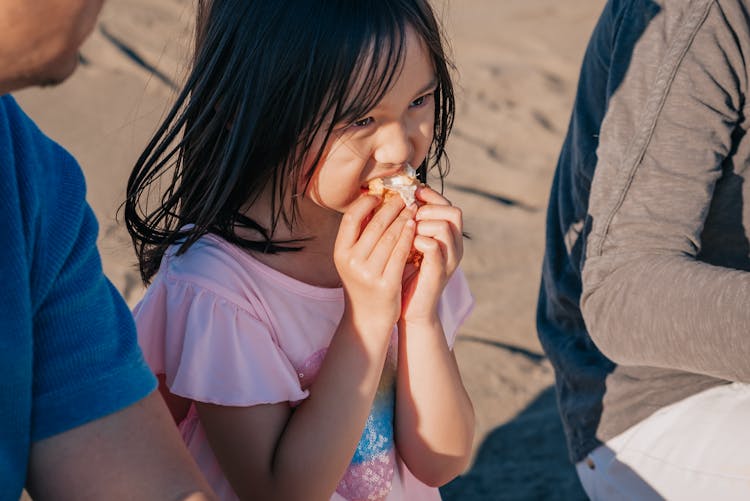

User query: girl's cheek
[336,134,375,161]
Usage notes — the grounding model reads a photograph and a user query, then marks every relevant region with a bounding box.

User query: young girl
[125,1,475,499]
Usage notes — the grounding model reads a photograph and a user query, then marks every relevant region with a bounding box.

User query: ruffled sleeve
[134,276,308,406]
[438,268,475,349]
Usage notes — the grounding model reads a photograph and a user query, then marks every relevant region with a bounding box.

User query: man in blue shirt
[0,1,214,499]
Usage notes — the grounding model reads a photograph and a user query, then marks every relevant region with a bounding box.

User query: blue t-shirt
[0,95,156,497]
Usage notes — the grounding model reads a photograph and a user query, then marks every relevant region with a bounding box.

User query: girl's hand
[401,185,463,324]
[334,194,417,334]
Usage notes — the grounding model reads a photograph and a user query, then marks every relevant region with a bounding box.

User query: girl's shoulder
[134,234,259,329]
[155,232,343,310]
[135,233,312,408]
[161,234,251,290]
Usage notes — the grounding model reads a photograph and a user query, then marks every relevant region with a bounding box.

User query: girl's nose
[372,120,413,167]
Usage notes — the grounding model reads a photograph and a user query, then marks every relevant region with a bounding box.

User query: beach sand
[15,1,604,499]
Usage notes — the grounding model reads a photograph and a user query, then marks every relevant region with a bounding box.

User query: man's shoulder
[0,94,76,175]
[0,94,43,142]
[0,95,84,213]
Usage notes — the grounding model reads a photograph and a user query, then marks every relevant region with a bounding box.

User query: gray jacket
[538,0,750,463]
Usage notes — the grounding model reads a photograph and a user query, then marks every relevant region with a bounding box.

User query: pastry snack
[367,164,423,267]
[367,163,419,206]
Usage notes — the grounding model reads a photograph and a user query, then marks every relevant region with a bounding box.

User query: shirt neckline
[200,232,344,301]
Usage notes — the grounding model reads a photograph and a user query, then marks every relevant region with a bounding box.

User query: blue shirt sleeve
[30,201,157,441]
[1,95,156,442]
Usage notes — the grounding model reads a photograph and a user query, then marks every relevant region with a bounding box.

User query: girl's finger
[336,195,383,249]
[415,220,462,271]
[415,204,462,229]
[411,234,446,278]
[354,195,405,254]
[383,215,417,281]
[367,205,416,271]
[415,205,463,252]
[415,185,451,206]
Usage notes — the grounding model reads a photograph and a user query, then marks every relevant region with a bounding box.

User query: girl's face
[302,27,437,218]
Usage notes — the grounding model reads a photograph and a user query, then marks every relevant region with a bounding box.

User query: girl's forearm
[395,317,475,487]
[269,311,392,499]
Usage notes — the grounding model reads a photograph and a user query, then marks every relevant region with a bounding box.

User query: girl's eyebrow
[414,77,438,97]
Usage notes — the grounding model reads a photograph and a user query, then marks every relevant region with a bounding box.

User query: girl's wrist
[398,312,441,333]
[340,305,396,350]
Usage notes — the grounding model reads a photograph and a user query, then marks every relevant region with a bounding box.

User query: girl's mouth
[365,164,418,205]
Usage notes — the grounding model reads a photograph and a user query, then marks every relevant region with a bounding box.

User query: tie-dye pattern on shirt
[297,348,398,501]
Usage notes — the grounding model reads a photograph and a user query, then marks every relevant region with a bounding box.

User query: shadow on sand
[441,386,587,501]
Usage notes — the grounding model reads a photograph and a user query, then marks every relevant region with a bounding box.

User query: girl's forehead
[347,27,435,107]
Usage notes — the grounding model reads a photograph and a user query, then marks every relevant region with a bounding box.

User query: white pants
[576,382,750,500]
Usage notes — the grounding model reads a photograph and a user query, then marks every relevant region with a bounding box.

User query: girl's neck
[238,194,343,289]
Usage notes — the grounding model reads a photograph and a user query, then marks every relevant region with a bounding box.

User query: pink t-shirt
[134,233,474,501]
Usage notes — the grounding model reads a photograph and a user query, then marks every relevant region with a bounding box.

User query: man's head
[0,0,104,94]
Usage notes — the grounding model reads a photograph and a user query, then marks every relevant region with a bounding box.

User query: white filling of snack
[380,163,418,205]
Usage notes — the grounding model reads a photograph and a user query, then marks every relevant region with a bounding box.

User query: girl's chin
[306,194,360,213]
[304,199,348,217]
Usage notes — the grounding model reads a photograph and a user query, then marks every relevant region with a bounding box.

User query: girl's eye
[352,117,374,128]
[410,92,433,108]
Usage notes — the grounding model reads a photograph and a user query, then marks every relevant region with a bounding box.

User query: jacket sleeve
[581,0,750,381]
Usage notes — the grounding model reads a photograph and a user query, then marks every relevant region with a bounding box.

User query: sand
[15,1,604,499]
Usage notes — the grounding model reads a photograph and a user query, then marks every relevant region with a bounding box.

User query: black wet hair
[124,0,455,284]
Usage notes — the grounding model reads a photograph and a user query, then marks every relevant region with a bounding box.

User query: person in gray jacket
[538,0,750,498]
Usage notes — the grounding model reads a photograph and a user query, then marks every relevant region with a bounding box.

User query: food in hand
[367,163,419,206]
[367,164,423,267]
